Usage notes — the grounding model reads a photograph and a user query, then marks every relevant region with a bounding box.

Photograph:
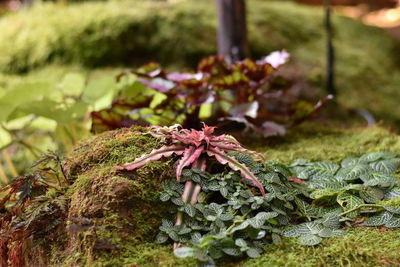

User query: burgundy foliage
[91,51,332,136]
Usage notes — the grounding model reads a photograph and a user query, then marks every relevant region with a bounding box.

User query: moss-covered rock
[1,124,394,266]
[18,126,178,267]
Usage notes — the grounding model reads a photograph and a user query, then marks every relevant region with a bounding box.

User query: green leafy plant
[92,52,332,136]
[153,151,400,264]
[0,72,118,184]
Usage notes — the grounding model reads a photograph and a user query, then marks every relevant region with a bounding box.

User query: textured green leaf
[318,228,334,238]
[230,221,250,233]
[161,219,173,228]
[209,203,223,215]
[271,163,292,177]
[290,158,309,167]
[261,172,281,183]
[295,199,320,216]
[174,247,197,258]
[156,232,169,244]
[178,226,192,235]
[359,188,384,203]
[235,238,247,247]
[282,222,322,237]
[255,211,279,221]
[364,212,393,226]
[335,164,370,181]
[361,172,397,187]
[359,152,396,163]
[298,234,322,246]
[309,188,342,200]
[190,232,202,245]
[208,245,223,259]
[319,213,341,229]
[318,228,346,237]
[220,187,229,198]
[369,159,400,174]
[385,216,400,228]
[219,213,234,221]
[337,193,364,211]
[171,198,185,206]
[184,204,196,217]
[383,206,400,214]
[385,188,400,199]
[169,231,180,241]
[159,192,171,202]
[340,157,360,168]
[297,162,339,180]
[248,217,264,229]
[281,226,301,238]
[246,248,261,258]
[222,247,241,256]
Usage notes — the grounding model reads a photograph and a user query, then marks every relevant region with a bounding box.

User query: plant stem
[226,210,251,235]
[0,164,9,184]
[2,150,18,177]
[339,204,382,217]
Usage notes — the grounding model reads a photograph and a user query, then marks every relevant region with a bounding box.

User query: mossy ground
[243,228,400,267]
[17,123,398,266]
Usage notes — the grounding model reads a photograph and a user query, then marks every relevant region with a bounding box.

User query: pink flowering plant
[116,123,266,249]
[117,123,265,197]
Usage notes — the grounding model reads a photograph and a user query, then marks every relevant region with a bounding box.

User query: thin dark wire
[324,0,335,95]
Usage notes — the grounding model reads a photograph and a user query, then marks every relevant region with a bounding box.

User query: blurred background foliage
[0,0,399,184]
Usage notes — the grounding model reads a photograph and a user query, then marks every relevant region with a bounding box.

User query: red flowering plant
[91,51,332,136]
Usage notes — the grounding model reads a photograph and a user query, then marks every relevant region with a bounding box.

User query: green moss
[379,198,400,208]
[252,124,400,164]
[94,242,196,267]
[243,228,400,267]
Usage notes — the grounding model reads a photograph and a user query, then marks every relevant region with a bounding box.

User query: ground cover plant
[92,52,332,137]
[115,125,400,265]
[0,124,399,266]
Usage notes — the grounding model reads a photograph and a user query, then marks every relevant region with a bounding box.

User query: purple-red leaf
[117,145,185,171]
[176,146,204,181]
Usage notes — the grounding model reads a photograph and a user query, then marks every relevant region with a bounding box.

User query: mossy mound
[22,126,180,266]
[5,124,396,266]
